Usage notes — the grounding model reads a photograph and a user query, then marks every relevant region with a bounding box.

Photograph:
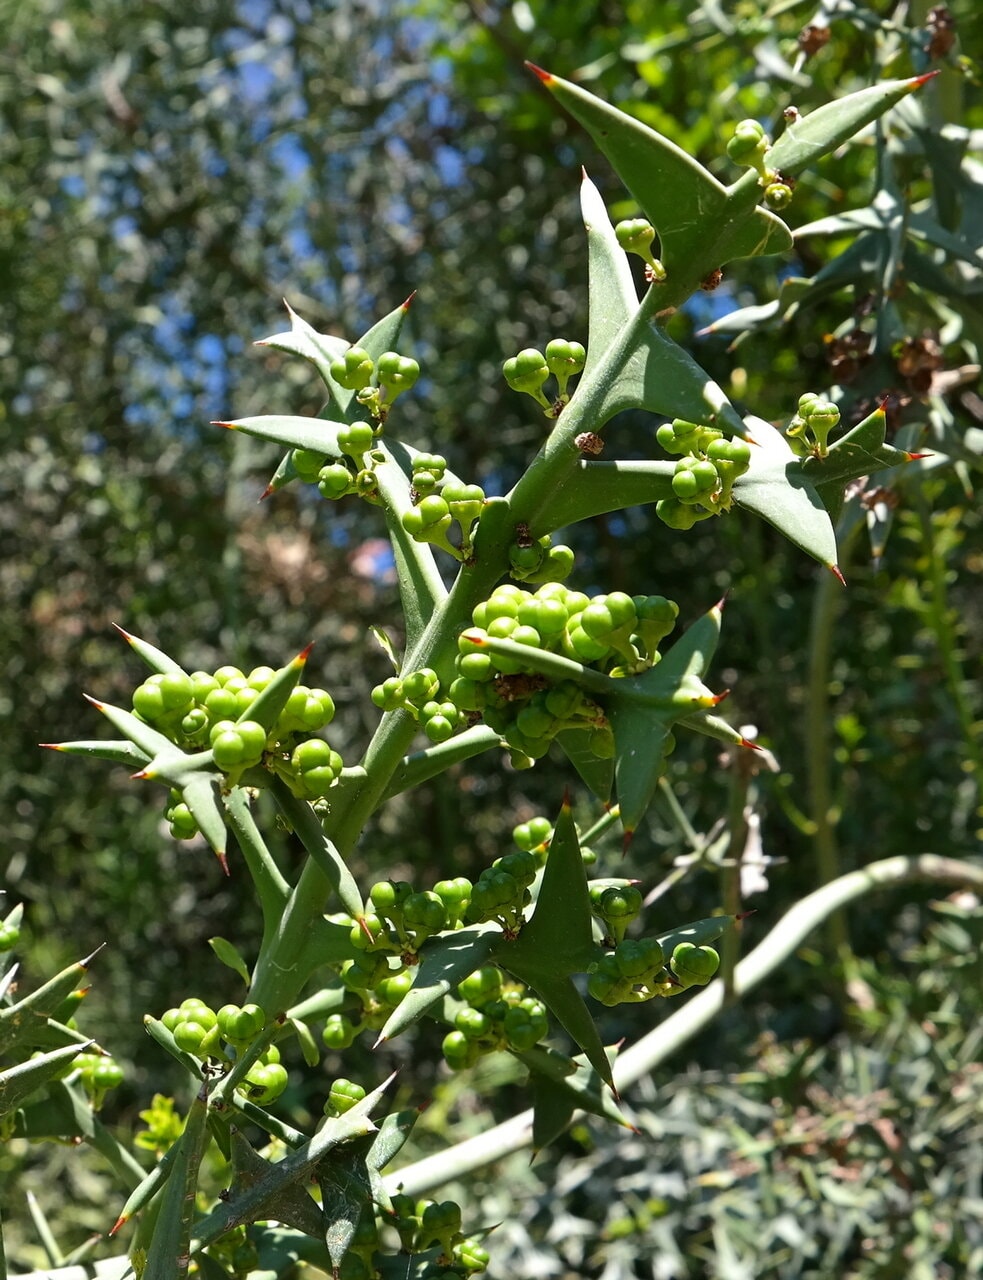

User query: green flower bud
[371,676,405,712]
[442,1029,480,1070]
[544,337,587,397]
[670,941,720,986]
[338,422,376,462]
[244,1061,288,1104]
[318,461,355,500]
[217,1003,265,1045]
[503,348,550,394]
[290,448,327,483]
[330,347,374,390]
[322,1013,359,1050]
[457,965,503,1006]
[764,181,793,210]
[726,118,768,165]
[614,217,663,277]
[376,351,420,400]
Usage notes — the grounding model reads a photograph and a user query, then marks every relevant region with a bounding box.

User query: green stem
[384,853,983,1196]
[805,550,849,955]
[719,749,751,999]
[222,789,290,946]
[914,488,983,798]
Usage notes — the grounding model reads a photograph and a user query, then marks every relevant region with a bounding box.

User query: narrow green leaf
[0,1041,91,1120]
[655,913,737,953]
[554,728,614,805]
[798,405,913,488]
[376,924,502,1044]
[537,459,675,532]
[732,418,838,568]
[606,603,725,835]
[208,938,251,987]
[215,414,348,455]
[80,695,178,761]
[766,74,936,177]
[234,644,311,733]
[270,779,364,919]
[256,302,350,406]
[375,440,448,651]
[518,1044,631,1150]
[221,788,290,936]
[38,739,149,768]
[111,1137,183,1238]
[494,799,612,1085]
[381,725,503,801]
[365,1108,419,1214]
[144,1014,205,1077]
[581,171,637,375]
[112,625,187,676]
[535,66,791,281]
[0,949,100,1056]
[180,775,229,872]
[143,1086,210,1280]
[590,323,748,438]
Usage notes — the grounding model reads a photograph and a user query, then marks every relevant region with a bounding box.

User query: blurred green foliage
[1,0,981,1272]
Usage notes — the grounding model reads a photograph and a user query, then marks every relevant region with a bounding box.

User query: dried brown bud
[797,24,831,57]
[700,267,724,292]
[926,7,956,60]
[575,432,604,456]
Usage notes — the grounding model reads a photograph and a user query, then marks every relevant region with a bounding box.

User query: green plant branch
[805,544,849,956]
[382,853,983,1196]
[914,487,983,798]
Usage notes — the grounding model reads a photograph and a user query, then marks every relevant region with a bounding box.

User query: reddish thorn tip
[910,70,941,87]
[372,1033,387,1050]
[400,290,417,310]
[216,851,230,876]
[739,737,762,751]
[211,420,235,430]
[525,61,552,83]
[259,485,274,501]
[296,641,315,662]
[111,622,134,640]
[830,564,847,586]
[38,743,63,751]
[358,916,376,943]
[109,1215,127,1238]
[131,769,151,780]
[713,592,729,612]
[622,829,635,852]
[905,451,932,461]
[711,688,731,706]
[736,909,757,921]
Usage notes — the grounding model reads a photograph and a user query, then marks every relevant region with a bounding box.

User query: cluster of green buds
[131,663,344,827]
[444,966,550,1070]
[590,882,643,945]
[507,525,575,585]
[314,420,384,502]
[70,1050,125,1109]
[785,391,842,457]
[371,665,467,744]
[587,937,720,1007]
[654,418,752,530]
[503,337,586,417]
[158,998,286,1101]
[725,119,793,210]
[389,1195,490,1276]
[400,452,486,560]
[614,218,667,282]
[328,346,420,422]
[448,582,679,765]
